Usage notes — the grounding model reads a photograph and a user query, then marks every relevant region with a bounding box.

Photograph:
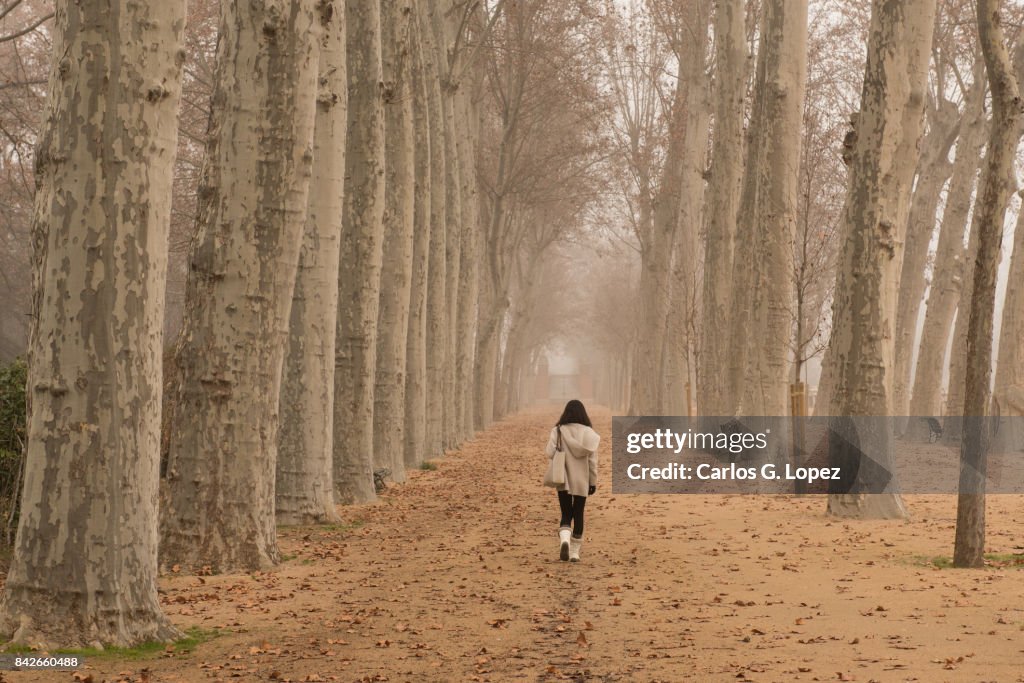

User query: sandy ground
[7,407,1024,682]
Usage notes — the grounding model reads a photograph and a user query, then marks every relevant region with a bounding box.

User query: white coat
[545,423,600,497]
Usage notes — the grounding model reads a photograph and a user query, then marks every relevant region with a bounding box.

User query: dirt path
[10,408,1024,682]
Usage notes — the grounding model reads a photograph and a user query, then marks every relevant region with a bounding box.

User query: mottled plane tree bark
[660,0,711,416]
[993,193,1024,451]
[0,0,185,646]
[943,43,1024,442]
[891,87,960,427]
[827,0,936,520]
[277,0,346,525]
[374,0,416,484]
[699,0,747,417]
[454,50,483,443]
[429,0,463,450]
[724,0,769,416]
[953,0,1023,568]
[162,0,320,570]
[417,0,448,460]
[404,12,433,470]
[907,63,987,438]
[333,0,386,503]
[740,0,808,417]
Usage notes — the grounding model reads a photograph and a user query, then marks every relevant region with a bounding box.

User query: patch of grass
[918,553,1024,569]
[279,553,297,562]
[1,643,33,654]
[420,461,438,471]
[2,626,222,660]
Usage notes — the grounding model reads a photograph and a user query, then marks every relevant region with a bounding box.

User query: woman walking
[545,400,600,562]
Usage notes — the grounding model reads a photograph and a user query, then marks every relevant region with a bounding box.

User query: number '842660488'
[0,654,83,670]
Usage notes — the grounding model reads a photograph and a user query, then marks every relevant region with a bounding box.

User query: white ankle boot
[558,527,571,561]
[569,536,583,562]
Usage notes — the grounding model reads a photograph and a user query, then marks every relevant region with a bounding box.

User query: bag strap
[556,425,576,457]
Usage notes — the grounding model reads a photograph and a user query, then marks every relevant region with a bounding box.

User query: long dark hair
[556,399,592,428]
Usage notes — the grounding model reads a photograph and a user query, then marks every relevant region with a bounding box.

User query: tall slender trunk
[162,0,320,570]
[404,14,432,470]
[813,343,833,416]
[993,195,1024,450]
[907,71,987,435]
[953,3,1023,567]
[664,0,712,416]
[498,262,539,418]
[455,87,482,441]
[630,61,690,416]
[699,0,747,417]
[0,0,185,647]
[474,295,503,429]
[741,0,808,417]
[441,95,462,450]
[944,49,1024,442]
[725,9,769,416]
[474,104,513,431]
[277,0,346,526]
[498,302,528,417]
[373,0,416,484]
[944,223,980,438]
[826,0,936,520]
[334,0,386,503]
[892,99,959,424]
[434,1,463,449]
[630,235,671,414]
[419,0,448,460]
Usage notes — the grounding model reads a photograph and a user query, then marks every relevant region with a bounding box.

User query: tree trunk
[404,13,432,471]
[498,301,529,417]
[433,1,463,449]
[944,49,1024,443]
[943,224,980,440]
[162,0,320,570]
[699,0,747,417]
[826,0,937,520]
[418,0,447,461]
[663,0,712,416]
[630,235,671,414]
[813,343,834,416]
[334,0,386,504]
[891,98,959,425]
[0,0,185,647]
[725,7,769,416]
[373,0,416,484]
[276,0,346,526]
[907,70,987,436]
[953,0,1022,567]
[474,114,511,431]
[993,194,1024,450]
[498,259,542,418]
[455,87,482,441]
[741,0,807,417]
[631,58,690,416]
[474,296,503,429]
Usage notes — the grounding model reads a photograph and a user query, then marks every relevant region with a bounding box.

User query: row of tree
[0,0,609,648]
[576,0,1024,530]
[1,0,1023,648]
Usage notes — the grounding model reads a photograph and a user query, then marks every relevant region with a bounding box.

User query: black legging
[557,490,586,538]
